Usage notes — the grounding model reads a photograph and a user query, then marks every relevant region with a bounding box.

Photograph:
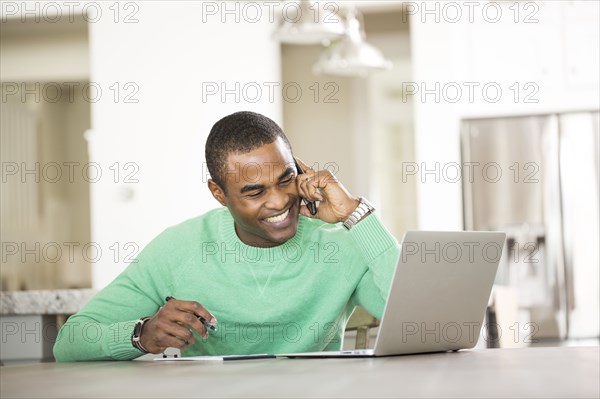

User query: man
[53,111,400,361]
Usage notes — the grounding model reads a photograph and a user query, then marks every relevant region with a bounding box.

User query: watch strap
[131,317,151,353]
[343,197,375,230]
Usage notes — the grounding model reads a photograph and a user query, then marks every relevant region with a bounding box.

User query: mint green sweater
[53,208,400,361]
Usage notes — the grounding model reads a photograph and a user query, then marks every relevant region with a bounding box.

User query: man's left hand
[295,157,359,224]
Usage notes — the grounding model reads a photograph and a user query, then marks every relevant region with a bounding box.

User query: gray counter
[0,289,96,315]
[0,289,96,363]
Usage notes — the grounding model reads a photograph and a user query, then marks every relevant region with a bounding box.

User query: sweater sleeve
[347,213,401,320]
[53,231,176,361]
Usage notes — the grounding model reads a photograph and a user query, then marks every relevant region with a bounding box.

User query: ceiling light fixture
[313,8,393,77]
[272,0,345,45]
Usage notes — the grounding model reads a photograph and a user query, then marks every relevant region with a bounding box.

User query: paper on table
[154,354,276,361]
[155,356,223,361]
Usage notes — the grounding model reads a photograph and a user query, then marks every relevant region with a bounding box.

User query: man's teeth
[265,209,290,223]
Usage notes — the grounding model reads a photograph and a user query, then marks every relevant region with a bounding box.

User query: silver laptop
[279,231,506,358]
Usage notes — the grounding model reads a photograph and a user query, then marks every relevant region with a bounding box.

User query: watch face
[133,321,143,338]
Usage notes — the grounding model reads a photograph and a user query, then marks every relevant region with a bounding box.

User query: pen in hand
[164,296,217,332]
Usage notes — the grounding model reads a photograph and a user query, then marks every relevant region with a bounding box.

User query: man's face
[209,138,301,248]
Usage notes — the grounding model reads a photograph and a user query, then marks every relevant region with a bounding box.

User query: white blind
[1,102,39,233]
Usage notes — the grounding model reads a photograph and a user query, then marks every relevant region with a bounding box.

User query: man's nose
[265,188,289,209]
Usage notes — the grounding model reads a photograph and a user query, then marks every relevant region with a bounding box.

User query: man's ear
[208,179,227,206]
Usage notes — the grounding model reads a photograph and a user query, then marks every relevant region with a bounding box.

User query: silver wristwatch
[343,197,375,230]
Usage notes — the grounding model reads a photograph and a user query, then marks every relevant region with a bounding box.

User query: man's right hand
[139,299,217,354]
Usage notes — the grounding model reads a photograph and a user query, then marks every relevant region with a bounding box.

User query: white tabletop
[1,346,598,398]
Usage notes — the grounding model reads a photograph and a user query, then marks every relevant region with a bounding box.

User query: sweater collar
[219,208,305,263]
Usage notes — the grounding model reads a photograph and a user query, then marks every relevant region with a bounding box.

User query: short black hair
[205,111,292,191]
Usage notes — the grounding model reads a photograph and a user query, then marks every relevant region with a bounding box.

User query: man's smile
[264,208,290,223]
[260,201,299,229]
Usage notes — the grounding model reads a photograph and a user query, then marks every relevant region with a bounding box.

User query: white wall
[409,0,600,230]
[281,44,357,191]
[0,17,89,81]
[87,2,282,287]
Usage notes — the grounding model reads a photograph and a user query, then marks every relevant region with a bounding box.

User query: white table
[1,346,598,398]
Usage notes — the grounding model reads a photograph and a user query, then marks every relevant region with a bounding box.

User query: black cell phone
[294,160,318,215]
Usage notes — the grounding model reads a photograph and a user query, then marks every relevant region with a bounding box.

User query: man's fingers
[171,311,208,338]
[171,313,206,341]
[164,322,198,345]
[166,299,217,324]
[143,320,192,353]
[294,158,327,198]
[153,319,206,349]
[306,182,324,201]
[190,302,217,326]
[296,170,321,199]
[300,177,324,203]
[297,172,311,198]
[156,333,191,350]
[297,174,312,199]
[159,299,214,342]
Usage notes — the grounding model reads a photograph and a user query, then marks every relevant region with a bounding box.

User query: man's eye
[280,178,293,185]
[247,191,263,198]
